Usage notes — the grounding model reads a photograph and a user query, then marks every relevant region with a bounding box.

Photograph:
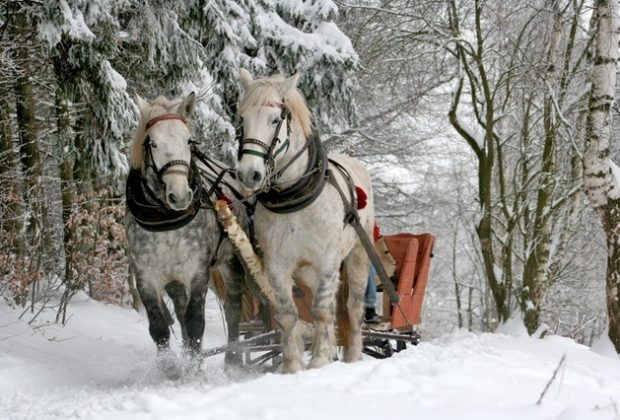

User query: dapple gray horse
[126,93,246,378]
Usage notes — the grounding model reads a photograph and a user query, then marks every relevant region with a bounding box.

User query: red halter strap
[263,101,284,108]
[145,114,187,129]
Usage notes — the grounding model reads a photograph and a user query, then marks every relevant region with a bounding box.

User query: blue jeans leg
[365,263,377,309]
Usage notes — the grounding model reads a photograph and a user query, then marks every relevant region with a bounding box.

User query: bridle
[237,102,291,181]
[143,114,196,182]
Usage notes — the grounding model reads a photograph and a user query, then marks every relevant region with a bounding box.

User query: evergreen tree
[37,0,135,186]
[185,0,358,155]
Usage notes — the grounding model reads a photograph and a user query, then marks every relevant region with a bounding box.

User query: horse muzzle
[163,173,194,210]
[166,189,193,211]
[238,167,265,191]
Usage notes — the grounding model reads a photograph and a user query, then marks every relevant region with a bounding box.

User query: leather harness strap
[126,160,203,232]
[326,167,402,307]
[257,132,328,214]
[146,113,187,129]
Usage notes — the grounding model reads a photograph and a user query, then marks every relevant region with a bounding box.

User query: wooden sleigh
[203,231,436,368]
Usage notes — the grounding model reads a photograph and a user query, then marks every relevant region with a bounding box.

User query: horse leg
[184,271,209,362]
[272,274,304,373]
[137,280,171,349]
[137,279,182,379]
[165,281,189,343]
[342,245,369,363]
[308,271,338,369]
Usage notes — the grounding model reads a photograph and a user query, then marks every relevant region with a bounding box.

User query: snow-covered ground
[1,293,619,420]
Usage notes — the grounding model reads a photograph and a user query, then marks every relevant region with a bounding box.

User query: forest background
[1,0,619,353]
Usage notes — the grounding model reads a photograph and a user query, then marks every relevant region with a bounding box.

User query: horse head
[131,93,197,210]
[236,68,313,191]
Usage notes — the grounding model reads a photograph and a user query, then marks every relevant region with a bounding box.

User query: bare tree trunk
[12,8,45,257]
[522,5,562,334]
[13,11,40,183]
[0,93,24,254]
[452,226,463,328]
[448,0,508,325]
[583,0,620,352]
[54,90,76,288]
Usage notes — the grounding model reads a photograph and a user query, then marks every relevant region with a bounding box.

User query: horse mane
[130,96,189,169]
[238,75,313,139]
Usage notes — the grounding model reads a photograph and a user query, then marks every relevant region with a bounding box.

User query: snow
[39,0,96,47]
[496,312,530,337]
[608,159,620,200]
[257,11,358,63]
[1,293,619,420]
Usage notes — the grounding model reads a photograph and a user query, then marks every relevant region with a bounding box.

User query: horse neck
[273,132,309,189]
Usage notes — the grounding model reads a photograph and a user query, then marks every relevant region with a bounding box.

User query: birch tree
[583,0,620,351]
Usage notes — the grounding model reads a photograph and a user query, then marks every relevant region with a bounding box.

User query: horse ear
[281,73,300,94]
[135,94,150,115]
[177,92,196,118]
[240,68,254,89]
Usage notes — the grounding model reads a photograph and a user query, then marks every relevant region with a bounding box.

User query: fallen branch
[214,200,275,305]
[537,353,566,405]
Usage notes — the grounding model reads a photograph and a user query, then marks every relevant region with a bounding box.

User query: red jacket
[373,223,380,242]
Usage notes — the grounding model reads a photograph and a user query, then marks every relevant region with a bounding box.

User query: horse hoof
[224,350,243,367]
[343,352,362,363]
[224,362,246,378]
[183,356,203,377]
[309,356,330,369]
[158,352,183,380]
[282,361,303,374]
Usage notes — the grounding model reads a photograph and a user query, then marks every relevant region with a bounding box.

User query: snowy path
[1,293,619,420]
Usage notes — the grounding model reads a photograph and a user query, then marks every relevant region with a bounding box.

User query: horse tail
[240,284,254,322]
[210,269,227,301]
[211,268,254,322]
[336,265,351,348]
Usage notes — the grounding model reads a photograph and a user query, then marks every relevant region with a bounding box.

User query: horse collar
[257,132,328,214]
[126,160,204,232]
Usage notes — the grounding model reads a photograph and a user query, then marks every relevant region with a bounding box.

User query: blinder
[237,104,291,169]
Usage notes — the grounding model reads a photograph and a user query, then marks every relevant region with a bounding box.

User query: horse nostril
[186,190,193,202]
[252,171,262,183]
[168,192,178,204]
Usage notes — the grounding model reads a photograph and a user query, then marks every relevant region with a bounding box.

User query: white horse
[235,69,374,373]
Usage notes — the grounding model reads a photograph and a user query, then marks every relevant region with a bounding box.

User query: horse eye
[145,137,157,148]
[188,138,199,145]
[272,117,281,125]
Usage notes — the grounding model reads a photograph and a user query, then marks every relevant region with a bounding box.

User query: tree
[338,0,601,337]
[0,0,360,310]
[583,0,620,352]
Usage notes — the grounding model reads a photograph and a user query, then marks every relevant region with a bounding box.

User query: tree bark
[583,0,620,352]
[522,6,562,334]
[448,0,509,324]
[13,10,40,183]
[0,93,24,254]
[54,89,76,288]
